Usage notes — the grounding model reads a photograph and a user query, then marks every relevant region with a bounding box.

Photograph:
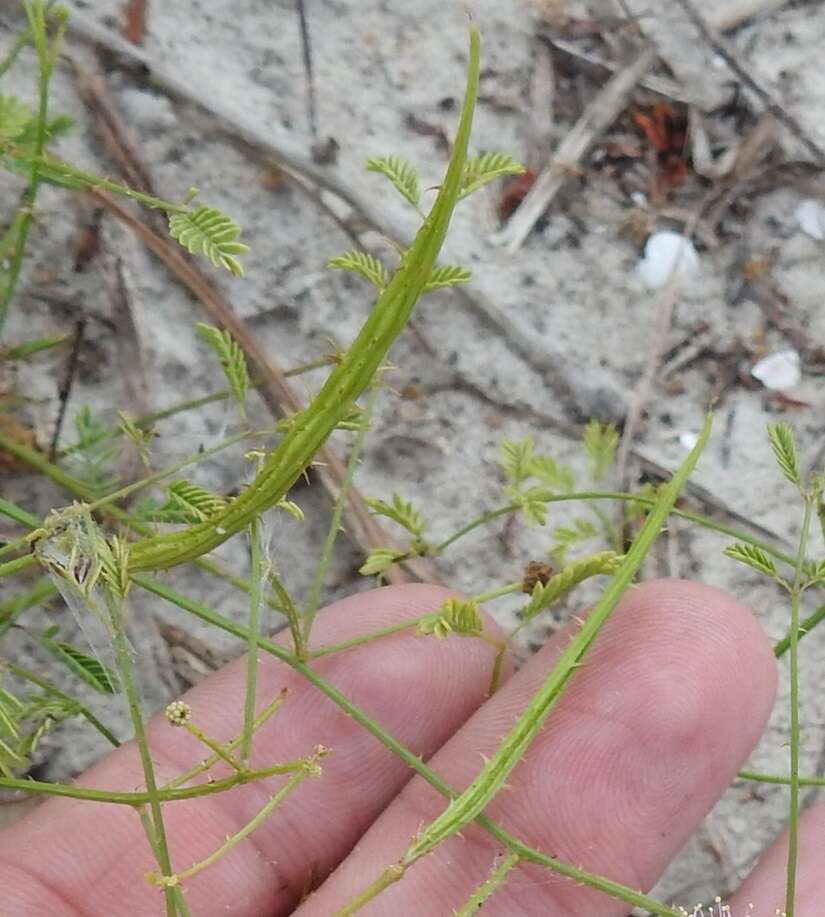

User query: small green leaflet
[169,206,250,277]
[423,264,471,293]
[767,423,801,488]
[583,420,619,481]
[365,155,420,207]
[328,250,390,290]
[40,629,120,694]
[165,480,228,523]
[196,322,250,410]
[459,152,525,199]
[365,493,425,539]
[0,94,32,140]
[723,543,779,580]
[499,437,536,486]
[359,548,405,577]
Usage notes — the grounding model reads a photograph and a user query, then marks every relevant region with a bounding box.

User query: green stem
[268,569,304,658]
[398,417,712,869]
[335,865,406,916]
[241,517,264,763]
[434,492,797,569]
[739,769,825,787]
[0,429,287,618]
[0,760,310,804]
[0,496,40,528]
[472,582,521,604]
[0,23,32,78]
[105,592,176,916]
[303,386,376,640]
[183,722,242,772]
[306,616,427,659]
[86,429,256,513]
[785,495,813,917]
[0,555,37,578]
[164,692,287,790]
[0,2,61,337]
[454,852,520,916]
[1,143,190,214]
[57,355,337,460]
[150,767,313,889]
[132,576,684,916]
[123,27,482,574]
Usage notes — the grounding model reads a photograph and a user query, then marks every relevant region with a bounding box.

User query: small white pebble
[636,231,699,290]
[795,199,825,241]
[751,349,801,390]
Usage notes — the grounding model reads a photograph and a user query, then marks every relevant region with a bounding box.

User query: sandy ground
[3,0,825,908]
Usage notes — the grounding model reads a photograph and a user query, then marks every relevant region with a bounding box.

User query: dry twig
[492,44,657,252]
[673,0,825,165]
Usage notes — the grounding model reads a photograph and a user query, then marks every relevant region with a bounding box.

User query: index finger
[0,584,507,916]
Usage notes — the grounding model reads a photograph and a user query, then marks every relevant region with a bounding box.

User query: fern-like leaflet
[328,250,390,290]
[459,152,525,199]
[365,493,426,539]
[0,94,32,140]
[423,264,472,292]
[196,322,250,411]
[169,206,250,277]
[365,155,421,207]
[165,480,228,524]
[768,422,801,488]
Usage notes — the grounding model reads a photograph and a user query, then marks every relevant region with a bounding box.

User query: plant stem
[268,569,304,657]
[241,517,264,763]
[335,864,406,916]
[123,26,482,574]
[105,592,177,916]
[0,555,37,578]
[434,492,797,569]
[785,495,813,917]
[454,852,520,916]
[306,616,427,659]
[402,417,711,868]
[132,579,684,915]
[164,692,287,790]
[739,769,825,786]
[303,387,375,641]
[472,582,521,604]
[183,723,242,772]
[0,1,62,337]
[0,760,310,804]
[150,768,313,889]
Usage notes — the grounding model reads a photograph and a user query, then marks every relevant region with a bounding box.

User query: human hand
[0,580,813,915]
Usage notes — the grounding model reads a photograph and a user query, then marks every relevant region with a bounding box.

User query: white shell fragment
[678,431,699,451]
[795,199,825,241]
[636,232,700,290]
[751,349,801,390]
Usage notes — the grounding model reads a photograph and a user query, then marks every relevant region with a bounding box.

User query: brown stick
[492,44,657,252]
[672,0,825,165]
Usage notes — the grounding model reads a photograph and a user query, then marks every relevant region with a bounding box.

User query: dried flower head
[522,560,553,594]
